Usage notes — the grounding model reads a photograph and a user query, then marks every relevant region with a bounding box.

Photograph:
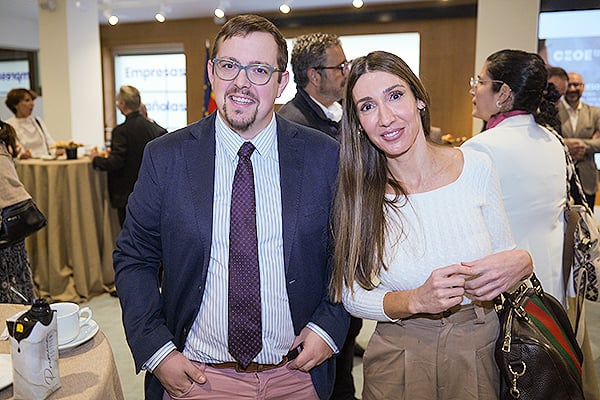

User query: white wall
[1,0,104,146]
[0,1,42,121]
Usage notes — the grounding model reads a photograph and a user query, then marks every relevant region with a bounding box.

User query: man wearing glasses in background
[278,33,349,141]
[279,33,361,400]
[114,15,348,400]
[558,72,600,207]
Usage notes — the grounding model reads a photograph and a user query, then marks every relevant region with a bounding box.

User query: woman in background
[4,88,62,159]
[330,51,532,399]
[0,120,36,303]
[462,48,600,400]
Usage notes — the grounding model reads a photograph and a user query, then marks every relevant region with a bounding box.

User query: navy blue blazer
[113,113,349,400]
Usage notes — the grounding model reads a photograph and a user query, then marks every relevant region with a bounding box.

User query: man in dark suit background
[114,15,348,400]
[279,33,361,400]
[90,85,166,227]
[558,72,600,207]
[278,33,348,140]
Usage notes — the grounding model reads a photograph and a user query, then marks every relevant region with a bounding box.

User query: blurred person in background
[463,49,600,400]
[547,66,569,98]
[558,72,600,208]
[139,102,167,132]
[90,85,167,228]
[4,88,63,159]
[278,32,360,400]
[278,33,348,140]
[0,120,36,304]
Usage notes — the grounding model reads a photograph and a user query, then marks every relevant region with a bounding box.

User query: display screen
[0,59,30,96]
[114,53,187,132]
[539,10,600,107]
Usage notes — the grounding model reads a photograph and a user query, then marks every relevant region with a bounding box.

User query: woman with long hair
[330,51,532,399]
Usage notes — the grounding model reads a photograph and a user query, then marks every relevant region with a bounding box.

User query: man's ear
[308,68,320,84]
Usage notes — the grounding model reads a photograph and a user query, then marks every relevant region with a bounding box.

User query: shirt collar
[309,95,343,123]
[215,112,278,161]
[561,97,582,112]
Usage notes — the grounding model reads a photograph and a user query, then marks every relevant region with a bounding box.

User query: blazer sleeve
[113,143,172,372]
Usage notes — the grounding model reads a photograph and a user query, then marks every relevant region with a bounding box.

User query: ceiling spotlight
[155,4,166,22]
[279,4,291,14]
[352,0,364,8]
[214,8,225,19]
[108,14,119,25]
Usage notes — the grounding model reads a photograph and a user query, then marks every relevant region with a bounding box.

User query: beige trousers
[362,304,499,400]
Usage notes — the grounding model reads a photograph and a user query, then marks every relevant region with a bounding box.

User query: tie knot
[238,142,255,159]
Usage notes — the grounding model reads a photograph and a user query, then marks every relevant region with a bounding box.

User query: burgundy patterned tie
[228,142,262,368]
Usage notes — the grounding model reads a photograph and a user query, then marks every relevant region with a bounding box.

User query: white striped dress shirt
[181,112,296,364]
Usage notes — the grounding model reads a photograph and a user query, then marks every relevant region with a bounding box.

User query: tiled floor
[84,294,600,400]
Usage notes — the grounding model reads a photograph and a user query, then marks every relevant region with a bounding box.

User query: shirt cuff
[142,342,177,373]
[306,322,339,355]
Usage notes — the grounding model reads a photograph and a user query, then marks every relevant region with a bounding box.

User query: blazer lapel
[578,103,592,134]
[558,101,573,136]
[276,116,305,274]
[183,115,216,271]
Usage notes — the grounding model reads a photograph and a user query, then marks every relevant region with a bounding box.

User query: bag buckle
[509,361,526,398]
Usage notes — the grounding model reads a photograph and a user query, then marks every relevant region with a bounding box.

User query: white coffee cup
[50,302,93,345]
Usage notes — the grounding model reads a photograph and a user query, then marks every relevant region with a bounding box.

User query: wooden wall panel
[100,11,476,137]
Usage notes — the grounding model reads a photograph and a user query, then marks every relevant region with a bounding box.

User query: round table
[15,158,120,302]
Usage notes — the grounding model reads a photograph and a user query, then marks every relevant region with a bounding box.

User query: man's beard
[223,102,259,133]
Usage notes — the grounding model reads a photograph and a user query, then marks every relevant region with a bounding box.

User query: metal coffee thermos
[6,299,61,399]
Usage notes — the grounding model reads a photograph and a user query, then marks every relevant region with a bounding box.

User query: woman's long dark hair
[0,120,18,157]
[330,51,431,302]
[486,49,559,130]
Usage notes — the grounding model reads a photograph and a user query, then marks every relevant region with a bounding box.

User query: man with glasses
[114,15,348,400]
[279,32,360,400]
[558,72,600,207]
[279,33,349,140]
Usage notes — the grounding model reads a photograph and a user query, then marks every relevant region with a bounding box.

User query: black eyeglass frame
[211,57,282,86]
[314,60,350,74]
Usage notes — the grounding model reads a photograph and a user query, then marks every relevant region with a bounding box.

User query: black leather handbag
[494,274,584,399]
[0,199,47,247]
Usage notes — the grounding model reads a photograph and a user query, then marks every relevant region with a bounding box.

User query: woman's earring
[495,100,502,109]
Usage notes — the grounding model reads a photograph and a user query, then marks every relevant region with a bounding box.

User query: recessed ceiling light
[108,15,119,25]
[280,4,291,14]
[214,8,225,19]
[352,0,364,8]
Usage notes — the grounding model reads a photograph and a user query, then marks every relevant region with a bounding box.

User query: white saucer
[0,354,12,390]
[58,319,99,351]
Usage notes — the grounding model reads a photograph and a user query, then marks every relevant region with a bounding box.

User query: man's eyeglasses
[314,61,350,74]
[469,76,505,90]
[212,58,281,85]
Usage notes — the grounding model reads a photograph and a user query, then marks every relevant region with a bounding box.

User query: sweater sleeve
[342,281,395,322]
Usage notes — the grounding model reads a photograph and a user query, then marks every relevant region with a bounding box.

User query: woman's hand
[462,249,532,301]
[383,264,474,319]
[88,147,99,160]
[19,149,32,159]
